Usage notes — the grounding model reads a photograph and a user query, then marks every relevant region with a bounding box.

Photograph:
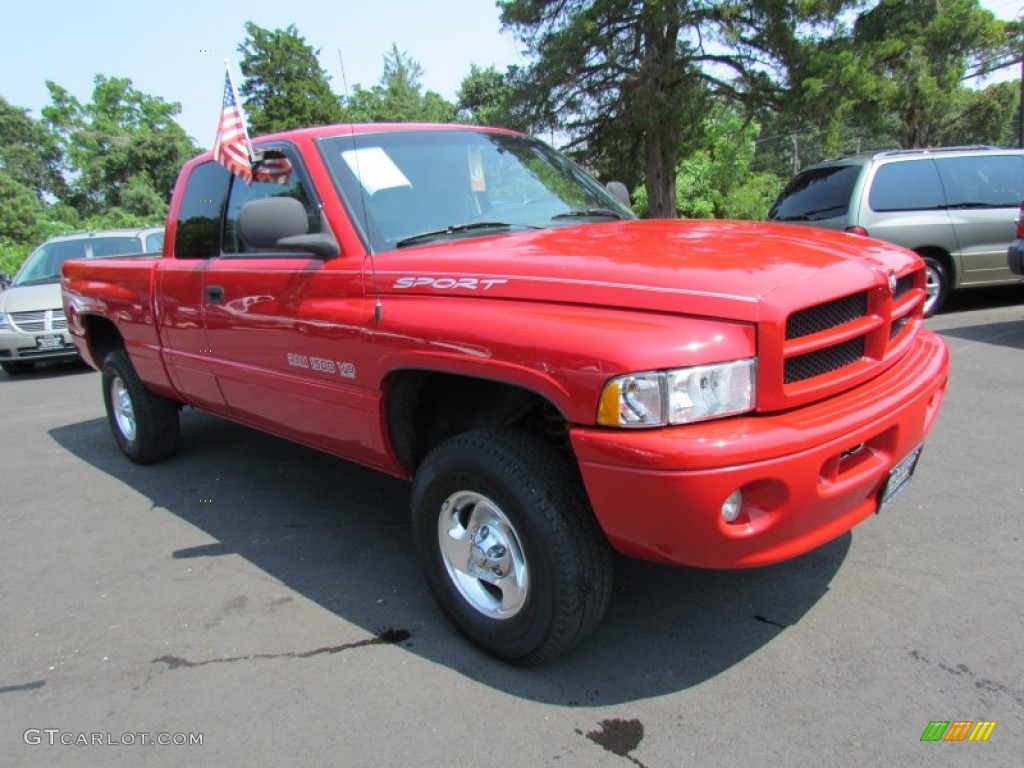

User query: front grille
[893,275,914,301]
[786,293,867,339]
[761,264,926,410]
[785,337,865,384]
[10,309,66,333]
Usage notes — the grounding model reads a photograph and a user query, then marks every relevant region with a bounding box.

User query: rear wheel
[1,361,34,375]
[102,350,180,464]
[411,429,613,665]
[921,255,949,317]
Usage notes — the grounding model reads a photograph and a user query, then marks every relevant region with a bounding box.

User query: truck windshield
[318,129,635,251]
[13,236,144,287]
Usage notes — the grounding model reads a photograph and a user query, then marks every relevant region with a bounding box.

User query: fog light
[721,490,743,523]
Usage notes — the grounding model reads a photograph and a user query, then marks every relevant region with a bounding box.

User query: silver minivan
[0,227,164,375]
[768,146,1024,315]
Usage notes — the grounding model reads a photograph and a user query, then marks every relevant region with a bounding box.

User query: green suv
[769,146,1024,315]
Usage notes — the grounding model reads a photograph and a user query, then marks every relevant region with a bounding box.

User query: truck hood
[373,219,921,323]
[0,282,63,314]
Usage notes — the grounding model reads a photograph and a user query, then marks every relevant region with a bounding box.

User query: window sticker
[468,148,486,192]
[341,147,411,195]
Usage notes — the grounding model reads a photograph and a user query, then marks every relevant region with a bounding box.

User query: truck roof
[256,122,523,143]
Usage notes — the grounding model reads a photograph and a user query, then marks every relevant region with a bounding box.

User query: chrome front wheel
[437,490,528,620]
[411,429,613,665]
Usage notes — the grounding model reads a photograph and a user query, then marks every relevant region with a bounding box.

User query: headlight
[598,359,756,427]
[0,313,9,330]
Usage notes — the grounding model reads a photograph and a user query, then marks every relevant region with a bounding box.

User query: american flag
[252,154,293,185]
[213,69,252,183]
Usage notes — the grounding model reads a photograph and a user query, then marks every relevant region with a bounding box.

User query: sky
[1,0,1021,151]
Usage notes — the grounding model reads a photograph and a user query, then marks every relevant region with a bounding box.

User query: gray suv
[769,146,1024,315]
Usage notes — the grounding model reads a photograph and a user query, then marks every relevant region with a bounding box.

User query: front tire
[411,429,612,665]
[101,350,180,464]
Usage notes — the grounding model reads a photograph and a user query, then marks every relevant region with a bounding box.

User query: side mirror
[238,196,340,259]
[606,181,630,207]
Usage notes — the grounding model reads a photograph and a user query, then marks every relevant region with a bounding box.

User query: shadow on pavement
[50,409,849,705]
[0,359,92,382]
[934,320,1024,351]
[937,284,1023,316]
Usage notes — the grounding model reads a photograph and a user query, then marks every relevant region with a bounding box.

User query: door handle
[205,284,224,303]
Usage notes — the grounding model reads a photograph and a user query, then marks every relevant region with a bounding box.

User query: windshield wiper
[551,208,626,220]
[774,205,846,221]
[396,221,517,248]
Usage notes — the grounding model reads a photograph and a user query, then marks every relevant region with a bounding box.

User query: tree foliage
[238,22,344,134]
[456,64,530,130]
[0,97,66,202]
[633,103,782,220]
[498,0,853,218]
[344,45,456,123]
[42,75,196,217]
[851,0,1007,147]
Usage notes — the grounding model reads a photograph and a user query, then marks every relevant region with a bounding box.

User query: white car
[0,227,163,375]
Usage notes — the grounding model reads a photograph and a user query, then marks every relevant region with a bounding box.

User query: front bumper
[571,329,949,569]
[0,329,78,364]
[1008,241,1024,277]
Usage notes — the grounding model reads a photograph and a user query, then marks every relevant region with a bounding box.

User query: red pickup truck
[63,123,949,663]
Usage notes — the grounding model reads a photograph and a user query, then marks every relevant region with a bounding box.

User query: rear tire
[1,361,34,375]
[101,350,180,464]
[411,428,613,665]
[921,255,948,317]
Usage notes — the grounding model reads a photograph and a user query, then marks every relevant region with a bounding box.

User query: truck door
[156,160,231,411]
[201,146,382,465]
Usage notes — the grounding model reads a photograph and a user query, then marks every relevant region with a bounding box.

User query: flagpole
[223,58,255,160]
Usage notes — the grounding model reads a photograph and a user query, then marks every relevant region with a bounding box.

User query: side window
[868,160,944,212]
[936,155,1024,208]
[221,151,318,254]
[174,162,231,258]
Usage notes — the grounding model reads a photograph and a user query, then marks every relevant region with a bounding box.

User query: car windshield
[12,236,144,287]
[318,129,635,251]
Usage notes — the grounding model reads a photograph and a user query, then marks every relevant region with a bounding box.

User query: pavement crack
[151,628,412,670]
[908,649,1024,707]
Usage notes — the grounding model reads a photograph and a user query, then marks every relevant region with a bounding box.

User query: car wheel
[411,428,613,665]
[921,256,948,317]
[101,350,180,464]
[1,361,34,375]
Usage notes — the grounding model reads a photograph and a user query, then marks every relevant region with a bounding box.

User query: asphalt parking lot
[2,286,1022,767]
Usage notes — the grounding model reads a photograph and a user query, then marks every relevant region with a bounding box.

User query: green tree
[498,0,852,218]
[42,76,196,217]
[633,103,782,220]
[456,64,526,129]
[238,22,344,134]
[851,0,1007,147]
[0,97,66,201]
[344,45,456,123]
